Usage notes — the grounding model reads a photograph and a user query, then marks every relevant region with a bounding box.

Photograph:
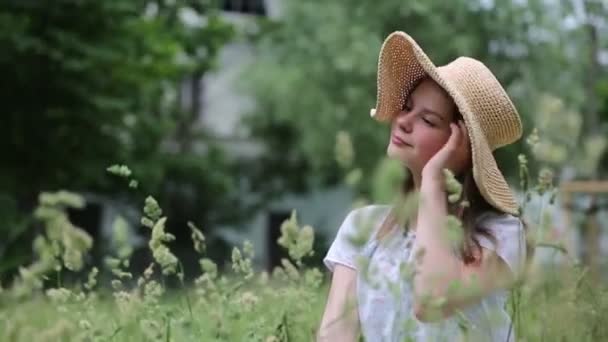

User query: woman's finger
[458,120,468,149]
[449,122,460,151]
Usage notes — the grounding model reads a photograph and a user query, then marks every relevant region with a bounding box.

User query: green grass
[3,163,608,341]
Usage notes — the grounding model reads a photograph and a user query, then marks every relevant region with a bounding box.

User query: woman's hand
[421,120,471,184]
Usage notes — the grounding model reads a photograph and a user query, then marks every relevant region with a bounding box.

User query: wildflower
[105,257,121,269]
[141,217,155,228]
[112,216,133,260]
[152,245,178,276]
[399,262,416,282]
[114,290,138,315]
[114,269,133,279]
[371,157,405,203]
[444,215,465,247]
[31,191,92,273]
[243,240,254,258]
[144,280,164,305]
[281,258,300,281]
[38,191,85,209]
[532,141,568,165]
[63,248,85,272]
[84,267,98,291]
[393,192,420,228]
[356,254,380,289]
[12,266,44,298]
[188,221,206,254]
[237,291,260,311]
[258,271,269,286]
[38,319,74,341]
[345,168,363,187]
[231,244,254,280]
[518,154,529,191]
[128,179,138,189]
[78,319,91,330]
[413,245,426,264]
[143,263,155,279]
[148,217,178,275]
[387,279,402,300]
[536,167,554,195]
[580,135,608,175]
[73,291,86,302]
[46,287,72,303]
[526,127,540,148]
[140,319,162,340]
[277,211,315,265]
[335,130,354,169]
[143,196,162,222]
[106,164,132,178]
[111,280,123,291]
[443,169,462,203]
[200,258,218,279]
[304,268,323,289]
[347,217,375,248]
[459,199,470,212]
[272,266,288,282]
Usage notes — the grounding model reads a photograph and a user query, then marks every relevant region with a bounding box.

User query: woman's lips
[391,133,411,147]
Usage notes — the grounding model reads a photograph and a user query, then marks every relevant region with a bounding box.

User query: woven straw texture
[371,31,523,216]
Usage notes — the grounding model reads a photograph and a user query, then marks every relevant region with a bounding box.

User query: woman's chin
[387,144,412,161]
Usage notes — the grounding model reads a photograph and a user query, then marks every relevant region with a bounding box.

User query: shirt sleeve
[474,212,527,278]
[323,206,386,272]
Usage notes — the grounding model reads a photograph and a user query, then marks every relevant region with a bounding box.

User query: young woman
[317,31,532,341]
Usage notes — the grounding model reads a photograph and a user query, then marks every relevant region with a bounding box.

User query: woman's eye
[422,118,435,127]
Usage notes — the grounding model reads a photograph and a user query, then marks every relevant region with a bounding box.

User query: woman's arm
[407,122,521,321]
[317,264,360,342]
[411,177,516,322]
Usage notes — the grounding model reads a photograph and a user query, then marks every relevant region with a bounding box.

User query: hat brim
[371,31,519,216]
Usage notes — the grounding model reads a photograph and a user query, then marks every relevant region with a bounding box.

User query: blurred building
[181,0,354,271]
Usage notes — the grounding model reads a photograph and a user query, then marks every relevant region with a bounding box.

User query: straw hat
[370,31,522,216]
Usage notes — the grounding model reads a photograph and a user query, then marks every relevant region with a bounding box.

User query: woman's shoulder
[474,210,527,277]
[337,204,392,239]
[475,210,522,230]
[323,204,392,271]
[347,204,392,221]
[473,210,525,252]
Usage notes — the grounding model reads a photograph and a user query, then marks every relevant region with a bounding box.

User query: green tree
[0,0,239,277]
[241,0,581,200]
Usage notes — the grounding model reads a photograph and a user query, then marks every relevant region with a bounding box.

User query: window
[221,0,266,16]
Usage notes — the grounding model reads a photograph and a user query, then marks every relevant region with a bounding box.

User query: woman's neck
[410,169,422,191]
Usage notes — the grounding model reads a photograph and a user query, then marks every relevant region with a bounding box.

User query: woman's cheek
[416,145,435,164]
[420,139,443,157]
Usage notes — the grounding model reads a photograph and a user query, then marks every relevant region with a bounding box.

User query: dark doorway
[266,210,291,271]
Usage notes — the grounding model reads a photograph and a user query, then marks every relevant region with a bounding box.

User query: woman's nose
[395,110,413,132]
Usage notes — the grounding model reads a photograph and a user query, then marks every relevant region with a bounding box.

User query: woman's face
[387,78,464,174]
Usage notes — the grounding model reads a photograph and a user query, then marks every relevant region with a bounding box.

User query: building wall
[190,1,355,270]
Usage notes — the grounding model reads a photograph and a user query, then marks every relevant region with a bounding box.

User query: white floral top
[323,205,526,342]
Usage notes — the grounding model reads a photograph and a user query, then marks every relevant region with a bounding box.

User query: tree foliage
[0,0,240,276]
[242,0,607,198]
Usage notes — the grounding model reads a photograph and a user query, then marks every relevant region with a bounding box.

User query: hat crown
[437,57,522,149]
